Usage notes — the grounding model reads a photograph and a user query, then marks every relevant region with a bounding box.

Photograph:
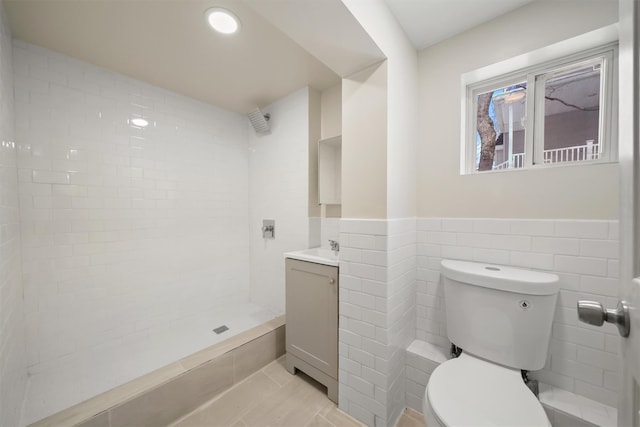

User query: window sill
[462,158,619,176]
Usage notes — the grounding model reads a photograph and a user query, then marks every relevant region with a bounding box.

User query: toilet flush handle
[577,300,630,337]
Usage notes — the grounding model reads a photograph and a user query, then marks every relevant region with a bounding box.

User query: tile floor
[171,356,427,427]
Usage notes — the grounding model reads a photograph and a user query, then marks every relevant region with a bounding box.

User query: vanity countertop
[284,248,339,267]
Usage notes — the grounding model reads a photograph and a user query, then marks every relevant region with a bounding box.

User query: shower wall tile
[321,217,340,248]
[338,218,416,427]
[417,218,619,407]
[0,4,27,427]
[248,87,314,314]
[14,41,251,423]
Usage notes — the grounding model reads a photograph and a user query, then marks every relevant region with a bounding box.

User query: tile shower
[12,40,313,424]
[0,5,26,427]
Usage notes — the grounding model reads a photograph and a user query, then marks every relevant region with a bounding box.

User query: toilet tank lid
[441,259,559,295]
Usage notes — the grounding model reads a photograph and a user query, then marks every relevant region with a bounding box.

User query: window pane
[476,83,527,171]
[542,62,601,164]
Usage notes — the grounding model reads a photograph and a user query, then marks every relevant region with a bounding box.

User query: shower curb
[28,316,286,427]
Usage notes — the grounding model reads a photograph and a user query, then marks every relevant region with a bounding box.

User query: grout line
[304,406,327,427]
[320,414,339,427]
[171,357,285,427]
[260,356,290,387]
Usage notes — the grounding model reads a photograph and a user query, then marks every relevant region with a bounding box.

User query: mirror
[318,136,341,205]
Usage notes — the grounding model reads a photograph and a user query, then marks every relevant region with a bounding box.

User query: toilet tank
[441,260,559,371]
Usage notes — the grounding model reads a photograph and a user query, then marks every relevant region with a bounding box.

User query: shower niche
[318,136,341,205]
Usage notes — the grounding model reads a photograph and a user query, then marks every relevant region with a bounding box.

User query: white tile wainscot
[416,218,620,408]
[338,218,416,427]
[405,339,616,427]
[0,3,27,426]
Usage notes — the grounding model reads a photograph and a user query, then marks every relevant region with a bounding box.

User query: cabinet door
[285,259,338,378]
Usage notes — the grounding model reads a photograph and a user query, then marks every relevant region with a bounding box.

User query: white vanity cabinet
[285,258,338,402]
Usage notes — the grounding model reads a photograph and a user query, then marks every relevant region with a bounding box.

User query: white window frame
[462,38,618,175]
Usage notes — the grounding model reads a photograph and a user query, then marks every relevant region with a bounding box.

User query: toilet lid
[427,353,550,426]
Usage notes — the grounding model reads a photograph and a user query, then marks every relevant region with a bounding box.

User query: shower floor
[22,301,278,426]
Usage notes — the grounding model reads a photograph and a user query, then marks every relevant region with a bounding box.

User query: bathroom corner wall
[337,1,418,424]
[248,87,315,314]
[338,218,416,426]
[13,41,251,423]
[417,218,620,407]
[0,4,26,426]
[342,61,388,220]
[385,219,416,423]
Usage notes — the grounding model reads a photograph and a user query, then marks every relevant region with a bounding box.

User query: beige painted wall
[341,0,418,219]
[320,83,343,218]
[321,83,342,139]
[342,61,388,219]
[417,0,619,219]
[309,88,321,217]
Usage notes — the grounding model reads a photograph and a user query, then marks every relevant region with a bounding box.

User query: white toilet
[423,259,559,426]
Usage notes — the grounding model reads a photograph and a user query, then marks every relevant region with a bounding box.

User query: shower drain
[213,325,229,334]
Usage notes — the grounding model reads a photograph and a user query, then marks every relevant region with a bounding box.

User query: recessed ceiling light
[130,117,149,128]
[205,7,240,35]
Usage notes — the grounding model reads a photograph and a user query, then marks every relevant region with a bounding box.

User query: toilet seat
[425,353,551,426]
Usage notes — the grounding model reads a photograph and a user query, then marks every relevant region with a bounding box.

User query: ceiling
[4,0,538,114]
[382,0,535,50]
[3,0,340,114]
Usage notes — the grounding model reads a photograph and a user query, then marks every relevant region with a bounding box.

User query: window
[464,43,617,173]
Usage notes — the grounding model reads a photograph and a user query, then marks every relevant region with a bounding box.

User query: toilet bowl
[422,353,550,426]
[423,260,559,427]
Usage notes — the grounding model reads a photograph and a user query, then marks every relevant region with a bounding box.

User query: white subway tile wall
[386,219,417,425]
[405,341,617,427]
[339,219,388,427]
[309,217,321,248]
[248,87,314,314]
[321,217,340,248]
[404,340,448,412]
[417,218,620,407]
[14,41,254,423]
[0,5,27,427]
[338,218,416,427]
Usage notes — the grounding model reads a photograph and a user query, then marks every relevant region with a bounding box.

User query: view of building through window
[472,49,611,173]
[542,62,601,163]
